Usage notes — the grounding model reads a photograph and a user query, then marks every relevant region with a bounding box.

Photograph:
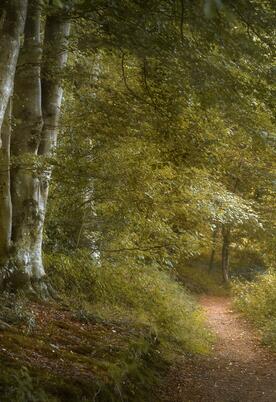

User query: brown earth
[159,296,276,402]
[0,301,158,401]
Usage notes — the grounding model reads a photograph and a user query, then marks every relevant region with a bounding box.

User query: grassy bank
[0,252,212,401]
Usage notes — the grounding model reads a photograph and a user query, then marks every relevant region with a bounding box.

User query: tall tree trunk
[36,15,70,266]
[10,0,44,288]
[208,225,217,273]
[40,16,70,155]
[221,226,230,283]
[0,0,27,268]
[0,2,70,294]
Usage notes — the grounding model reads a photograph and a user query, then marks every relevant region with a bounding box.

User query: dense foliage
[45,0,275,283]
[233,270,276,350]
[42,0,275,352]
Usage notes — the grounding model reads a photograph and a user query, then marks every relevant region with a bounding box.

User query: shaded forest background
[0,0,275,401]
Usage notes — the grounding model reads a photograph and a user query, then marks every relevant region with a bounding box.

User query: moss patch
[0,300,168,402]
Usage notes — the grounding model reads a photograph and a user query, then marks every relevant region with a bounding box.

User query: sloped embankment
[0,300,166,401]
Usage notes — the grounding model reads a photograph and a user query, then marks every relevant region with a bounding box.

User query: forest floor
[159,296,276,402]
[0,299,165,401]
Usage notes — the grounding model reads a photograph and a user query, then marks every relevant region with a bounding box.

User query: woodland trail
[159,296,276,402]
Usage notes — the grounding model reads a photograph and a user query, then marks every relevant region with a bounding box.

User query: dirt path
[159,296,276,402]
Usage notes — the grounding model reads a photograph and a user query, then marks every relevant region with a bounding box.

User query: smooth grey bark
[35,16,70,267]
[0,2,70,294]
[10,0,44,284]
[9,11,70,289]
[221,226,230,283]
[39,16,70,155]
[0,0,27,266]
[0,0,27,137]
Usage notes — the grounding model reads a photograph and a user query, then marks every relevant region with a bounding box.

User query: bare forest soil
[159,296,276,402]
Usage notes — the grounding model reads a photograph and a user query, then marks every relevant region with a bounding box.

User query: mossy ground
[0,300,168,402]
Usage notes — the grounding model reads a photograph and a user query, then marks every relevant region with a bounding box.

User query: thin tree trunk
[221,227,230,283]
[208,226,217,273]
[0,101,12,266]
[10,0,44,288]
[220,176,238,283]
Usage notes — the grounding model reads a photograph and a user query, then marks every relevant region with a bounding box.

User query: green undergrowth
[0,251,212,401]
[175,261,229,296]
[45,252,212,354]
[233,270,276,351]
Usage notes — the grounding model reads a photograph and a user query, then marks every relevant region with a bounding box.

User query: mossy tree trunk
[0,0,70,295]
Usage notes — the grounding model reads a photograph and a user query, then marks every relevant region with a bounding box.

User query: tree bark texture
[34,16,70,280]
[0,0,27,266]
[11,0,44,283]
[0,1,70,293]
[0,0,27,136]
